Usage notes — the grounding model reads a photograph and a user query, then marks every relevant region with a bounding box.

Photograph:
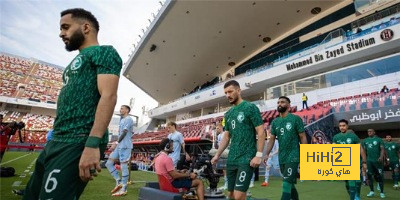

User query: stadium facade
[123,0,400,150]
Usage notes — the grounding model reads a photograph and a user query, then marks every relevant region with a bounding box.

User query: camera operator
[0,114,14,162]
[0,114,26,163]
[154,138,204,200]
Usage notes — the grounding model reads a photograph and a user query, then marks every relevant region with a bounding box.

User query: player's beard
[65,29,85,52]
[277,106,288,113]
[229,95,238,105]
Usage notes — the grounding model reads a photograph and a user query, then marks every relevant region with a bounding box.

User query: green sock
[281,182,292,200]
[348,181,356,200]
[356,180,362,197]
[367,174,374,191]
[291,184,299,200]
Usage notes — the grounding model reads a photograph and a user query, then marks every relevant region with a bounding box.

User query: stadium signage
[335,105,400,125]
[380,29,394,41]
[300,144,360,180]
[287,37,376,71]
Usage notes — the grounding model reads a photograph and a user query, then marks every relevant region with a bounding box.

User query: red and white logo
[380,29,394,41]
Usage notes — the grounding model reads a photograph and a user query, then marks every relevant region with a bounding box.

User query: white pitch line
[12,181,22,187]
[0,153,32,166]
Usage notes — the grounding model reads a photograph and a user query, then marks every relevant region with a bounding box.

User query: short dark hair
[339,119,348,125]
[61,8,100,32]
[121,105,131,113]
[167,121,177,128]
[279,96,291,103]
[159,138,171,150]
[224,80,240,89]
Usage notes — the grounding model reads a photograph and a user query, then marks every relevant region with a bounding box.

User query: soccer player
[211,80,265,200]
[332,119,367,200]
[362,129,385,198]
[106,105,134,196]
[384,134,400,189]
[167,121,190,167]
[23,8,122,199]
[262,132,280,187]
[265,96,307,200]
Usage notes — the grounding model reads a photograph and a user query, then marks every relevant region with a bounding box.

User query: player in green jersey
[23,8,122,200]
[265,96,308,200]
[362,129,385,198]
[332,119,367,200]
[211,80,265,200]
[384,134,400,189]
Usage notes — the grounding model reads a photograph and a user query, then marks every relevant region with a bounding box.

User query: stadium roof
[123,0,349,104]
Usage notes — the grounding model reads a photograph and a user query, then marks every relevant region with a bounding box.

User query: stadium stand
[134,89,399,143]
[0,53,63,103]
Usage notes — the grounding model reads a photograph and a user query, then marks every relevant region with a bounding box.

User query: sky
[0,0,161,125]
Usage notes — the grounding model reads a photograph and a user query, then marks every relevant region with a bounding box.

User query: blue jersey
[168,131,184,166]
[118,116,133,149]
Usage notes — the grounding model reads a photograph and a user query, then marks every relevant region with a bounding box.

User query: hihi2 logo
[300,144,360,180]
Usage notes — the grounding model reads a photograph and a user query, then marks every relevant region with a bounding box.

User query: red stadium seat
[157,175,180,193]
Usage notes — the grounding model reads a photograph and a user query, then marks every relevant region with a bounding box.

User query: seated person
[154,138,204,200]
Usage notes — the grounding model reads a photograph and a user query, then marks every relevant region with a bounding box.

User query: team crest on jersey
[285,122,292,131]
[70,55,83,70]
[392,145,396,149]
[346,138,352,144]
[373,141,377,145]
[237,112,245,122]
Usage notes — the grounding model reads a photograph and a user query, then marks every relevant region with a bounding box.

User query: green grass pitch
[1,151,399,199]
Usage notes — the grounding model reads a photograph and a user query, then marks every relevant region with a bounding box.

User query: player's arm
[299,132,308,144]
[265,135,276,158]
[378,141,385,162]
[117,118,132,143]
[211,131,230,164]
[89,74,119,139]
[79,74,119,182]
[255,125,265,154]
[361,143,367,173]
[250,125,265,167]
[397,145,400,161]
[179,133,190,160]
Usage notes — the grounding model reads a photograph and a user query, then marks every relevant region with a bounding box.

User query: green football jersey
[332,132,360,144]
[362,136,384,162]
[271,113,304,164]
[384,142,400,162]
[52,45,122,144]
[225,101,263,164]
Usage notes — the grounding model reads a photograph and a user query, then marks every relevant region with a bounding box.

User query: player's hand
[109,143,117,151]
[190,172,197,179]
[79,147,101,182]
[250,157,262,168]
[362,163,367,174]
[211,154,220,165]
